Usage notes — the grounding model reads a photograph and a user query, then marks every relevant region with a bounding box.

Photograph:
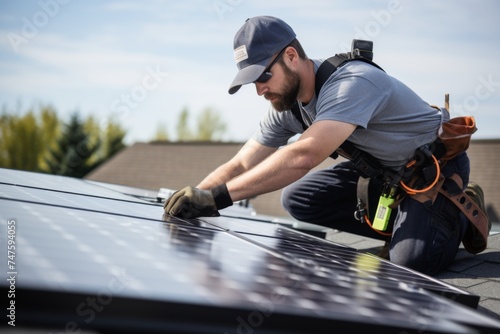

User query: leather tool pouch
[438,116,477,162]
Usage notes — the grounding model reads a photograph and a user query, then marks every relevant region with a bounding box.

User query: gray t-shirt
[252,59,447,168]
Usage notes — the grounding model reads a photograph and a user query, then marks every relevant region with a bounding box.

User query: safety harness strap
[439,173,489,254]
[356,176,371,220]
[315,53,384,99]
[291,52,385,165]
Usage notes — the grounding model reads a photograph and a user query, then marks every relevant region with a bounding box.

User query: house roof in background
[85,139,500,221]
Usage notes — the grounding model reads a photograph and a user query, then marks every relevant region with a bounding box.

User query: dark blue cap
[228,16,296,94]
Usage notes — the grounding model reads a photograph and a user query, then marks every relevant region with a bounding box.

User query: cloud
[0,1,498,143]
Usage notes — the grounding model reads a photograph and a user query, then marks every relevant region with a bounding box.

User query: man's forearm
[225,145,312,202]
[197,139,278,190]
[224,121,356,202]
[196,161,245,190]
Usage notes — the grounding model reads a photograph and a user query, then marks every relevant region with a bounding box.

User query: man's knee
[389,243,438,275]
[389,236,456,276]
[281,183,307,220]
[280,184,294,212]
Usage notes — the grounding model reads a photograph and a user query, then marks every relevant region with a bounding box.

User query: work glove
[164,184,233,219]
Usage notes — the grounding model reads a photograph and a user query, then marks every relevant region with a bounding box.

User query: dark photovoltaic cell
[0,168,149,203]
[1,168,499,334]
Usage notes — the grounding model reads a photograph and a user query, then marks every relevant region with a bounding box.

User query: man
[164,16,476,275]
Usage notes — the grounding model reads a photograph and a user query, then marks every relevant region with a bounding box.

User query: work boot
[465,182,491,233]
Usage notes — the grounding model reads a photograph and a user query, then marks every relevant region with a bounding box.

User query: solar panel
[0,183,165,222]
[1,168,499,334]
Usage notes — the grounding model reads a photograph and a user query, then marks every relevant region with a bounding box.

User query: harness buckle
[354,198,367,223]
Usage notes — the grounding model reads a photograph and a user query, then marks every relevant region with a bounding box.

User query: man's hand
[164,184,233,219]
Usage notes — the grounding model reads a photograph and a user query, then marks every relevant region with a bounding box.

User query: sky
[0,0,499,144]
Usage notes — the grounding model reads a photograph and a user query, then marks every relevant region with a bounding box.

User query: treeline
[153,107,227,142]
[0,104,126,177]
[0,104,228,178]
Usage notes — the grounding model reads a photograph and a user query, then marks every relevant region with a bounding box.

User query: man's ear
[283,46,299,64]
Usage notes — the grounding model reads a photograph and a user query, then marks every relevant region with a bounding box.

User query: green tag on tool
[373,195,395,231]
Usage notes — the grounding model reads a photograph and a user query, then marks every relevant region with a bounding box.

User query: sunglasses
[255,47,287,83]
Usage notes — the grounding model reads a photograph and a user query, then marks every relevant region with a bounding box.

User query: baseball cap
[228,16,296,95]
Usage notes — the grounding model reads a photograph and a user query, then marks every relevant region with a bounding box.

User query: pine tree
[45,112,101,177]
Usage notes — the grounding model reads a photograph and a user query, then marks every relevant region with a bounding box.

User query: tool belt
[396,114,489,254]
[352,112,489,254]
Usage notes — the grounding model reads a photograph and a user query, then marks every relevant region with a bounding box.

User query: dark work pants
[281,153,470,276]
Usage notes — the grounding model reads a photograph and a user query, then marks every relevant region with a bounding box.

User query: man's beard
[264,63,300,111]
